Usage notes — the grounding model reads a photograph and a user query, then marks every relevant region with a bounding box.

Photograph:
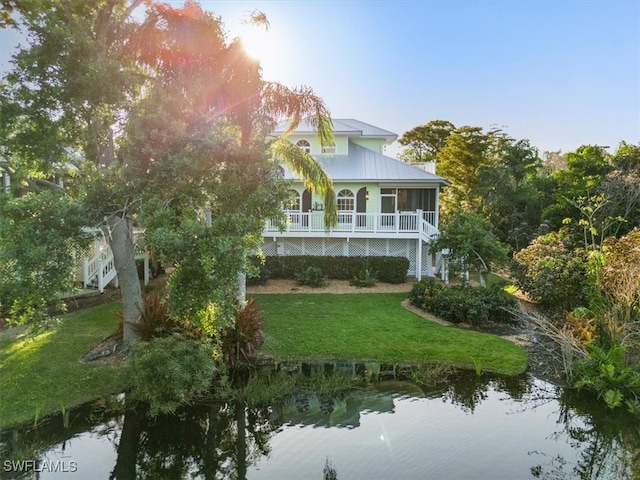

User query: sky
[1,0,639,158]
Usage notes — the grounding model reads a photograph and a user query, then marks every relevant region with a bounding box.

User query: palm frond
[269,138,337,228]
[261,83,334,147]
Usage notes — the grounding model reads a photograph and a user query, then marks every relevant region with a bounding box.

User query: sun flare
[237,21,284,81]
[239,25,270,62]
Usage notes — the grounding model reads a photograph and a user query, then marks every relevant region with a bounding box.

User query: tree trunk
[479,270,487,288]
[236,272,247,306]
[235,401,247,480]
[110,398,144,480]
[107,213,144,345]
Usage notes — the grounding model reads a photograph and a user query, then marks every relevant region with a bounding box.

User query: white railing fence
[83,245,118,293]
[267,209,439,236]
[82,228,148,293]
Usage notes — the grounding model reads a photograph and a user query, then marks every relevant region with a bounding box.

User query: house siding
[350,138,384,154]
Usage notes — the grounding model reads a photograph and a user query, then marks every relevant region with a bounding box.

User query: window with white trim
[337,189,355,211]
[296,139,311,154]
[286,189,301,210]
[321,143,336,154]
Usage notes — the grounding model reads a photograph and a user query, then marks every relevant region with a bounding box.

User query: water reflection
[1,362,638,479]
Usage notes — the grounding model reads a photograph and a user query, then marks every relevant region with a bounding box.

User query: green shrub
[350,268,377,288]
[295,266,328,288]
[574,344,640,410]
[116,293,202,341]
[256,256,408,284]
[222,298,264,366]
[408,279,517,326]
[129,334,217,416]
[409,279,445,309]
[510,229,588,312]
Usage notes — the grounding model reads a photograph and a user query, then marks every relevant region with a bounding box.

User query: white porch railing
[83,245,118,293]
[266,210,438,238]
[82,228,149,293]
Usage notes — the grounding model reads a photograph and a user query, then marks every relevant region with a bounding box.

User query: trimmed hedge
[250,255,409,284]
[408,279,518,326]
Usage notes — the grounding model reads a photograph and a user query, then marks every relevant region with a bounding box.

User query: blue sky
[1,0,639,157]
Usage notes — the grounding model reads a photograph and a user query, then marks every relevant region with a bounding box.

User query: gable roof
[282,142,450,186]
[273,118,398,144]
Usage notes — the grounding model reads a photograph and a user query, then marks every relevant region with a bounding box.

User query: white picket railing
[83,245,117,293]
[265,209,439,238]
[82,228,148,293]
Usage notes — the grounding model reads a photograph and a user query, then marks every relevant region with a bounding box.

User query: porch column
[2,170,9,194]
[434,188,440,230]
[416,238,422,280]
[143,252,150,287]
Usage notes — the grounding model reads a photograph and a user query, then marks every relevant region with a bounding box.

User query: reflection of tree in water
[416,368,533,413]
[528,388,640,479]
[109,398,278,480]
[4,364,638,480]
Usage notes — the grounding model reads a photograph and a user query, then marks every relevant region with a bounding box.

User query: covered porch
[265,209,439,240]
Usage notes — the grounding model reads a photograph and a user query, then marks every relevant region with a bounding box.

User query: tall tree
[398,120,455,163]
[473,139,544,250]
[2,1,336,344]
[437,125,506,211]
[1,0,146,325]
[542,145,614,232]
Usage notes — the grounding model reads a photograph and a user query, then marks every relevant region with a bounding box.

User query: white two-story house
[263,119,450,280]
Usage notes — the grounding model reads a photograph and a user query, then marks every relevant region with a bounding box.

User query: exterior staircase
[82,230,149,293]
[418,215,448,281]
[83,244,118,293]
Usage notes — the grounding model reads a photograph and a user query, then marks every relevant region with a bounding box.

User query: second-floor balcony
[265,210,438,240]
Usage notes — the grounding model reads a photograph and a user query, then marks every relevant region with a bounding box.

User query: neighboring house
[263,119,450,279]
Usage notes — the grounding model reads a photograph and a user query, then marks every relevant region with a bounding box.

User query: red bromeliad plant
[222,298,264,366]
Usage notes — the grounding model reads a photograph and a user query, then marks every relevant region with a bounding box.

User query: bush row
[250,255,409,284]
[408,279,518,326]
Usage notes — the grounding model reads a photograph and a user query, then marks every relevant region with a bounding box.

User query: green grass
[0,302,128,428]
[0,291,528,428]
[254,293,528,376]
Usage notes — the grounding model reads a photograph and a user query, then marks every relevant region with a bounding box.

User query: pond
[1,363,639,480]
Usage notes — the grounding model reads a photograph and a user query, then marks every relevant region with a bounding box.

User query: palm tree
[2,0,335,344]
[116,1,337,339]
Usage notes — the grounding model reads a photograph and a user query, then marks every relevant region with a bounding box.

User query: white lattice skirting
[260,237,438,278]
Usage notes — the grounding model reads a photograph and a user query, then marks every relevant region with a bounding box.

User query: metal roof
[274,118,398,144]
[282,142,450,186]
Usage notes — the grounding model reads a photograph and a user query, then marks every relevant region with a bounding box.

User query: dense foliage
[253,255,409,284]
[408,279,518,326]
[294,266,329,288]
[511,228,589,312]
[0,192,89,324]
[129,334,218,416]
[1,1,336,348]
[401,121,639,410]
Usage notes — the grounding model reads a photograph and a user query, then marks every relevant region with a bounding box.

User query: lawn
[254,292,528,375]
[0,291,528,428]
[0,302,128,428]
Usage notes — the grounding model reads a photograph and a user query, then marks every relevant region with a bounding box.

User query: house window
[296,139,311,154]
[321,143,336,154]
[337,189,355,211]
[382,188,436,211]
[286,189,301,210]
